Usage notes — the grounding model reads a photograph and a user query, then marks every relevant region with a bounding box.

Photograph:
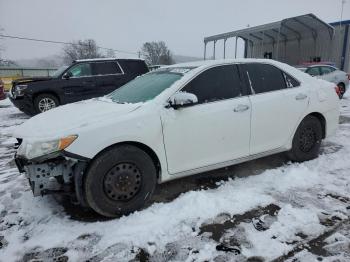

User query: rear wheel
[84,145,157,217]
[338,83,346,99]
[34,93,59,113]
[287,116,323,162]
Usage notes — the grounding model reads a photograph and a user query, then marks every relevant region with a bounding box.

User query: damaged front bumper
[14,152,90,206]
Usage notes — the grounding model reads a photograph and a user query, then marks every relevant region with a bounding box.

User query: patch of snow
[0,94,349,261]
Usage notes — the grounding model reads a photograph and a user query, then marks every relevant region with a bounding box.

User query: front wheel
[84,145,157,217]
[287,116,323,162]
[338,83,346,99]
[34,93,59,113]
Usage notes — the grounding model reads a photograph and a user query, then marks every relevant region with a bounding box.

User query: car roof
[307,64,334,68]
[162,58,291,69]
[160,58,315,85]
[306,65,339,71]
[73,57,145,63]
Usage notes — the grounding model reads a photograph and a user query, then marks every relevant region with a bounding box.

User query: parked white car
[299,65,349,98]
[13,59,339,217]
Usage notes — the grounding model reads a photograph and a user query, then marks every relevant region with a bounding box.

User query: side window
[245,63,287,94]
[320,66,335,75]
[67,63,92,77]
[284,73,300,88]
[182,65,242,104]
[93,62,122,75]
[306,67,320,76]
[124,61,148,75]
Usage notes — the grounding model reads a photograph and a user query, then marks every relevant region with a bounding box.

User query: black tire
[34,93,59,114]
[84,145,157,217]
[287,116,323,162]
[338,83,346,99]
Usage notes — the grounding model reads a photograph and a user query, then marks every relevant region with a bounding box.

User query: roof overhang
[204,14,334,45]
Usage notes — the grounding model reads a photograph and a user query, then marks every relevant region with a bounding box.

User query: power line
[0,34,138,55]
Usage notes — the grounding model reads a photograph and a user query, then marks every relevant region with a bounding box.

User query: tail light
[335,86,341,97]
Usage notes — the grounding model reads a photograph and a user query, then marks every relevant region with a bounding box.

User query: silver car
[301,65,349,98]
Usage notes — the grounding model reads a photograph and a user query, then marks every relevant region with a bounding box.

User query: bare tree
[105,49,116,58]
[62,39,103,64]
[140,41,174,65]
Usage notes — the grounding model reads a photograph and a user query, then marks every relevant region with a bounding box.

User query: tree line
[0,28,174,67]
[62,39,173,66]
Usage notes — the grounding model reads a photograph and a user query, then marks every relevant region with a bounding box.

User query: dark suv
[9,58,149,115]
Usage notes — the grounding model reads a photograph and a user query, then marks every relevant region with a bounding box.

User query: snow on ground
[0,96,350,261]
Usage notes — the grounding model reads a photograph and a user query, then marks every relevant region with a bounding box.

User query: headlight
[14,84,28,97]
[17,135,78,160]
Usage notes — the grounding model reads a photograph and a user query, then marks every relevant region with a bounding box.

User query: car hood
[13,77,53,85]
[13,98,142,139]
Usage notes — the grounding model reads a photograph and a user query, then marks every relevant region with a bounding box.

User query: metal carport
[204,14,335,66]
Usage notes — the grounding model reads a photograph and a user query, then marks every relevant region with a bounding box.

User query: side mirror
[63,71,72,79]
[168,92,198,109]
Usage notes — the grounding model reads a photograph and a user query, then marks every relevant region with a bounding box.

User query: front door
[161,64,251,174]
[61,62,96,103]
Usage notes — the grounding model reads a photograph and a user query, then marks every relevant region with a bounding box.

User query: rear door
[61,62,97,103]
[92,61,126,96]
[117,60,149,84]
[122,60,149,78]
[241,63,309,155]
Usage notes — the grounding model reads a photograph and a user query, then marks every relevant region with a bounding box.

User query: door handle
[234,104,250,112]
[295,93,307,100]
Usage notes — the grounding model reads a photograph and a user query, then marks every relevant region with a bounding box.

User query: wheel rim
[339,85,346,95]
[103,163,142,201]
[299,126,317,153]
[38,97,56,112]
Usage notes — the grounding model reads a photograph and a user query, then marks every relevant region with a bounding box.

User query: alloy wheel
[38,97,57,112]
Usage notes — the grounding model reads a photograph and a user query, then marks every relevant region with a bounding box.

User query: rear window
[93,62,122,75]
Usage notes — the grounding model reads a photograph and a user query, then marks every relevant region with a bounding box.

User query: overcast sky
[1,0,350,61]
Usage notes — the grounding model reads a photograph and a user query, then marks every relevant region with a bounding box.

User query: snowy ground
[0,96,350,262]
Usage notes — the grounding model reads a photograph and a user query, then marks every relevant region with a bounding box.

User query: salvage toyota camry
[13,59,340,217]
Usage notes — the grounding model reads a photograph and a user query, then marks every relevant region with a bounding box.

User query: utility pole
[340,0,346,28]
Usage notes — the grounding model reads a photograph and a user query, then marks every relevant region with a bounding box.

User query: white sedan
[13,59,339,217]
[300,65,349,98]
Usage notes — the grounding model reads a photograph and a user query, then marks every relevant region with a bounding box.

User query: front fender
[65,115,169,182]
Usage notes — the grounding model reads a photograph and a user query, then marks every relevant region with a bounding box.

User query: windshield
[107,68,193,103]
[52,65,68,78]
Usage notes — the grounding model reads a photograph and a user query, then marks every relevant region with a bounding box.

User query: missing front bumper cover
[14,152,89,206]
[23,160,76,196]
